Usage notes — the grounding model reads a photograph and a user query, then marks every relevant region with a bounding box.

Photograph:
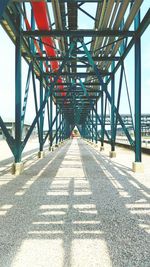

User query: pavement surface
[0,138,150,267]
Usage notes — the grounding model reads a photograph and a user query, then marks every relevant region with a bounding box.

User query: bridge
[0,0,149,173]
[0,1,150,266]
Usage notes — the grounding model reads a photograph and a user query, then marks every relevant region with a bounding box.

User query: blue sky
[0,2,149,127]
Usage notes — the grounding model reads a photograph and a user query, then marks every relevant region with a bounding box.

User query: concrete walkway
[0,139,149,267]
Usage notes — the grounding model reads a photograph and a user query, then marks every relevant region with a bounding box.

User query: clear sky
[0,2,149,128]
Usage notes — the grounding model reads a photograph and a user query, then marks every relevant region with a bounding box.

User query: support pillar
[12,14,24,174]
[95,102,98,144]
[38,151,45,159]
[82,123,85,139]
[100,89,104,151]
[132,11,143,172]
[109,72,116,158]
[55,103,58,146]
[49,95,53,151]
[92,109,94,142]
[62,113,64,141]
[59,111,61,143]
[38,43,44,158]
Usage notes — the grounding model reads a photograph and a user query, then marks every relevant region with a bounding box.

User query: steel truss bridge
[0,0,150,173]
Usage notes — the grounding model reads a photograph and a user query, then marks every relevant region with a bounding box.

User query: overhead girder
[43,71,111,77]
[23,29,135,37]
[12,1,135,2]
[32,56,120,62]
[67,2,78,74]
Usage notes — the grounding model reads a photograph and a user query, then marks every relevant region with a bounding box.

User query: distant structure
[0,122,36,140]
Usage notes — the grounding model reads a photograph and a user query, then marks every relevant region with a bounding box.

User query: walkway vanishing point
[0,138,149,267]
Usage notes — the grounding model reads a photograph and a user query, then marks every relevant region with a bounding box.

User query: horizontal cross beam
[33,56,120,62]
[50,82,102,86]
[58,89,101,91]
[14,0,129,2]
[44,71,111,77]
[23,30,135,38]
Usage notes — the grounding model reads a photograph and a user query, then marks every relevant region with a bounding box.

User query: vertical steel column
[56,103,58,145]
[134,11,141,163]
[59,111,61,142]
[39,44,44,153]
[95,102,98,143]
[82,123,85,139]
[62,113,64,141]
[63,117,66,140]
[67,121,70,138]
[60,117,65,142]
[50,95,53,148]
[101,89,104,149]
[110,64,116,158]
[65,119,68,139]
[15,14,22,163]
[111,73,115,152]
[65,120,68,139]
[92,109,94,142]
[61,113,63,142]
[31,10,35,52]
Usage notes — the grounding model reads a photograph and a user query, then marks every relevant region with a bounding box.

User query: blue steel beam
[59,111,62,142]
[39,42,44,152]
[56,103,58,145]
[79,79,110,141]
[114,64,124,140]
[81,41,134,146]
[134,11,142,162]
[47,100,51,137]
[43,111,60,145]
[43,72,111,77]
[14,13,22,163]
[50,95,53,147]
[78,6,95,21]
[61,115,64,141]
[23,30,135,38]
[16,0,120,2]
[0,0,10,20]
[123,62,135,132]
[32,66,41,144]
[59,113,62,142]
[85,121,92,140]
[21,63,32,127]
[101,90,104,147]
[53,117,66,144]
[102,93,107,142]
[85,125,91,139]
[43,84,76,144]
[35,56,120,62]
[107,9,150,84]
[92,109,94,142]
[0,116,15,154]
[21,41,75,151]
[87,115,101,141]
[58,120,65,142]
[111,65,115,152]
[95,101,98,143]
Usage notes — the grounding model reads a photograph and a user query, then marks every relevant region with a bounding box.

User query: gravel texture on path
[0,138,149,267]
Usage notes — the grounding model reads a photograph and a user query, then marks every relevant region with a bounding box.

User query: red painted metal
[24,18,49,72]
[31,2,65,94]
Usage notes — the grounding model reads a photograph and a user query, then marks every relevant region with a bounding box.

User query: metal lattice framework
[0,0,150,173]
